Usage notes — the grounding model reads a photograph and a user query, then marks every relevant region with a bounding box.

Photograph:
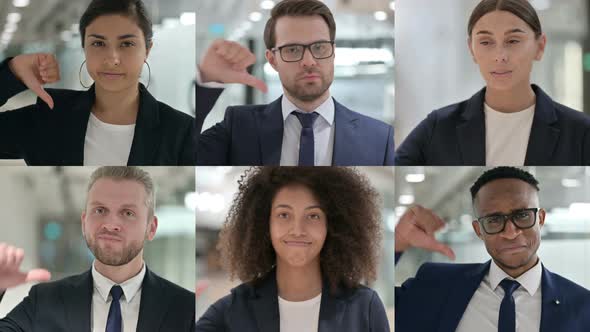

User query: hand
[196,279,209,298]
[0,243,51,292]
[395,205,456,260]
[198,39,268,93]
[8,53,61,109]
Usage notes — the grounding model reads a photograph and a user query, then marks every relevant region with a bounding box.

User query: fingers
[24,269,51,283]
[236,72,269,93]
[0,244,24,271]
[37,54,60,84]
[409,205,445,234]
[419,236,456,260]
[31,84,55,110]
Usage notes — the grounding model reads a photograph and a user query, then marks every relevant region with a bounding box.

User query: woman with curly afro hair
[196,167,390,331]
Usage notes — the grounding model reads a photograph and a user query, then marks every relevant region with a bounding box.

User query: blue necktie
[498,279,520,332]
[293,111,319,166]
[105,285,123,332]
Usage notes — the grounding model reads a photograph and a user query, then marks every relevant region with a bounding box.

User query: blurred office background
[0,166,196,317]
[195,166,395,326]
[197,0,395,133]
[394,167,590,291]
[0,0,196,165]
[394,0,590,144]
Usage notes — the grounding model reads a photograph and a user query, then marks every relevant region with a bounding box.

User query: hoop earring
[142,61,151,89]
[78,61,93,89]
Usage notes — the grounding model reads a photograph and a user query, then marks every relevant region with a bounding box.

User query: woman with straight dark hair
[0,0,195,165]
[395,0,590,166]
[196,167,390,331]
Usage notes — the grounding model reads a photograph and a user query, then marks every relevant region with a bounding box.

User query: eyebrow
[88,201,139,209]
[476,28,527,36]
[274,204,322,210]
[87,34,139,40]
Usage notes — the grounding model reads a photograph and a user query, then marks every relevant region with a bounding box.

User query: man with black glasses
[195,0,394,166]
[394,167,590,332]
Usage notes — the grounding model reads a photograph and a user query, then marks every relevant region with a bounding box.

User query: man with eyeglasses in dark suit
[394,166,590,332]
[195,0,394,166]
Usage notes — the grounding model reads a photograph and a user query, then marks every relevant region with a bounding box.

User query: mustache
[297,69,321,78]
[96,230,123,240]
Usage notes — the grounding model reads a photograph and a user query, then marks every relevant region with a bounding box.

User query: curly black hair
[217,167,382,293]
[470,166,540,200]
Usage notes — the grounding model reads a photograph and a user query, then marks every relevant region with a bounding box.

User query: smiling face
[83,14,152,92]
[82,178,157,266]
[269,184,327,269]
[265,15,334,103]
[472,178,545,277]
[468,10,546,92]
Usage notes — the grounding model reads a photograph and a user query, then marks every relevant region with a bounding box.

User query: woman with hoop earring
[0,0,195,166]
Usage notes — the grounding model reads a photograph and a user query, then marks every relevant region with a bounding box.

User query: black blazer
[195,85,395,166]
[0,267,195,332]
[394,85,590,165]
[196,270,390,332]
[0,58,196,165]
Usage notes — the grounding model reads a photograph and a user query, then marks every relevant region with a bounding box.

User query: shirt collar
[489,258,542,296]
[92,261,146,304]
[281,94,335,126]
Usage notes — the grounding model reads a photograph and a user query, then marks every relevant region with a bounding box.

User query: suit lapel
[248,273,280,332]
[318,285,346,332]
[332,100,359,166]
[257,97,284,165]
[524,85,560,165]
[437,262,490,332]
[136,268,170,332]
[61,270,93,331]
[456,88,486,165]
[540,265,565,332]
[127,84,161,165]
[61,87,94,165]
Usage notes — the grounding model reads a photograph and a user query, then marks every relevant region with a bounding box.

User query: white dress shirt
[84,113,135,166]
[91,261,146,332]
[456,259,542,332]
[485,103,535,166]
[278,293,322,332]
[280,95,335,166]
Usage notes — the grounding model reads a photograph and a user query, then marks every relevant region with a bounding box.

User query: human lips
[97,233,123,243]
[490,70,513,78]
[499,244,527,253]
[99,72,126,80]
[283,239,312,247]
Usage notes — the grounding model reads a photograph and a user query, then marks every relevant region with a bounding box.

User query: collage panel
[394,0,589,165]
[0,166,196,331]
[394,166,590,331]
[0,0,197,166]
[195,166,394,330]
[196,0,395,166]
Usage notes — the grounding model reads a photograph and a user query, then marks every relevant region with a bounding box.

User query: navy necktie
[105,285,123,332]
[293,111,319,166]
[498,279,520,332]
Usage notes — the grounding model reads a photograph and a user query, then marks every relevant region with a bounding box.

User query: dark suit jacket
[395,259,590,332]
[195,85,395,166]
[0,58,196,165]
[196,270,390,332]
[394,85,590,165]
[0,267,195,332]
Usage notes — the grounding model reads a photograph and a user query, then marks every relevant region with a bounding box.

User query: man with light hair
[0,166,195,331]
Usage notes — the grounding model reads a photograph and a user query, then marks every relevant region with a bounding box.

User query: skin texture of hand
[395,205,456,260]
[0,243,51,293]
[198,39,268,93]
[8,53,61,109]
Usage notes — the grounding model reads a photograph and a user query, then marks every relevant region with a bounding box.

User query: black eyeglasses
[476,208,539,235]
[271,41,335,62]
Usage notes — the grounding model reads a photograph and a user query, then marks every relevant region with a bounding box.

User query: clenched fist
[0,243,51,293]
[8,53,61,109]
[395,205,456,260]
[198,39,268,93]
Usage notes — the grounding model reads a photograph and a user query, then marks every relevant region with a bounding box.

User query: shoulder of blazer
[544,267,590,300]
[153,99,195,128]
[144,268,194,301]
[27,269,92,296]
[552,101,590,127]
[415,261,487,281]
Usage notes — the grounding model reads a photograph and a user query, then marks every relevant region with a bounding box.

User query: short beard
[283,77,332,103]
[85,234,145,266]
